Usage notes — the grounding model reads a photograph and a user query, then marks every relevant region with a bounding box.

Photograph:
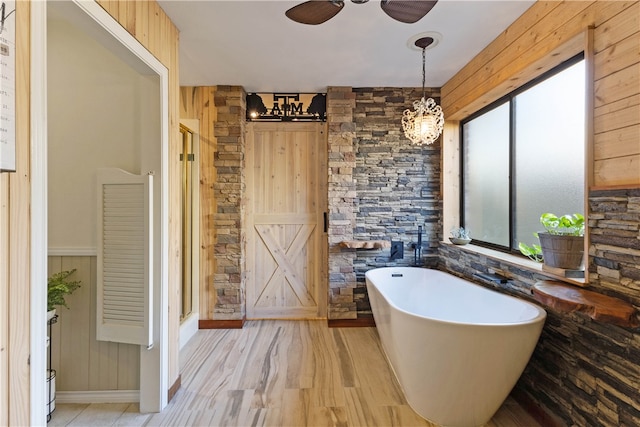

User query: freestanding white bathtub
[365,267,546,427]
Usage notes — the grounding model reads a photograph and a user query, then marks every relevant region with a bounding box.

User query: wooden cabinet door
[246,122,327,319]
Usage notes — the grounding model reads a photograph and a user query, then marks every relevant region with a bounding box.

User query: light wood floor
[50,320,541,426]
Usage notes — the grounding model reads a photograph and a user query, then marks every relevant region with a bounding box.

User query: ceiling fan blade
[285,1,345,25]
[380,0,438,24]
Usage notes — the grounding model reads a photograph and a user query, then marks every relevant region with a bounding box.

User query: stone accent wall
[327,87,358,319]
[353,88,442,268]
[212,86,246,319]
[326,87,443,319]
[439,187,640,426]
[352,87,442,315]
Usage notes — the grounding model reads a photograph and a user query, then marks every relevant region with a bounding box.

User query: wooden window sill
[533,280,639,328]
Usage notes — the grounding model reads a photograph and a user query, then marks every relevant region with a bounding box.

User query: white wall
[47,16,159,252]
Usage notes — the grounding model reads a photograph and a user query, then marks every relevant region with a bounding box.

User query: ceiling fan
[285,0,438,25]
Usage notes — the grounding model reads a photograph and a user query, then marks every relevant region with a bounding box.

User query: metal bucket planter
[538,232,584,270]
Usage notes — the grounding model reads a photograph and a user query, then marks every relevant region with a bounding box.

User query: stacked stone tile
[325,87,442,319]
[212,86,246,320]
[351,87,442,316]
[590,188,640,305]
[327,87,358,319]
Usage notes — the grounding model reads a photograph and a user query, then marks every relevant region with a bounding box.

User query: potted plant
[519,213,585,270]
[47,269,82,320]
[46,269,81,417]
[449,227,472,245]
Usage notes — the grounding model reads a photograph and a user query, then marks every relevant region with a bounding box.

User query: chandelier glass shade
[402,37,444,145]
[402,97,444,145]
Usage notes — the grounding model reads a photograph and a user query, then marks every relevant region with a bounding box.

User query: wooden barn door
[246,122,327,319]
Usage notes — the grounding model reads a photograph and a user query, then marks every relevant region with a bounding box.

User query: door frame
[178,119,200,349]
[31,1,170,421]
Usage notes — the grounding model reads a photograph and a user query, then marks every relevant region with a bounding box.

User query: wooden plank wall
[0,1,32,425]
[441,1,639,187]
[48,256,140,392]
[95,0,182,392]
[179,87,218,320]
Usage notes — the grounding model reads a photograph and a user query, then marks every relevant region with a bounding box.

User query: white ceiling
[157,0,535,93]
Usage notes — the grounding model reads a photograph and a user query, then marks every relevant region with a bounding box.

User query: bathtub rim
[365,266,547,327]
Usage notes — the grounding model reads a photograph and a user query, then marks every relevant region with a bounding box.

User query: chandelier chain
[422,47,426,99]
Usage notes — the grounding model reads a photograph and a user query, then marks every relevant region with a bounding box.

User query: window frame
[459,52,586,256]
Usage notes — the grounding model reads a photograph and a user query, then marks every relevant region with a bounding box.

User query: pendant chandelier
[402,36,444,145]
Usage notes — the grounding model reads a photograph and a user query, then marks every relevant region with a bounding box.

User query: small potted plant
[46,269,81,418]
[449,227,471,245]
[519,213,585,269]
[47,269,82,320]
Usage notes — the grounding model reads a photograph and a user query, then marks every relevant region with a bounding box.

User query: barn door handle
[323,212,328,233]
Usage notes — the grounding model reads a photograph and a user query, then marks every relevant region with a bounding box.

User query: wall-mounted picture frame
[0,0,16,172]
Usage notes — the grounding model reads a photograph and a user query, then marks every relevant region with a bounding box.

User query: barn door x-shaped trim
[255,224,316,305]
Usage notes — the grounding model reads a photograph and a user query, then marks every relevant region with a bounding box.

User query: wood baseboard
[199,318,245,329]
[167,375,181,403]
[328,317,376,328]
[511,388,562,427]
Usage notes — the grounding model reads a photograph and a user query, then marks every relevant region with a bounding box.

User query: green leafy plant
[518,212,585,262]
[450,227,471,240]
[519,240,543,262]
[540,212,584,236]
[48,269,81,311]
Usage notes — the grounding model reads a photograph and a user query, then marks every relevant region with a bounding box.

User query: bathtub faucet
[412,225,423,266]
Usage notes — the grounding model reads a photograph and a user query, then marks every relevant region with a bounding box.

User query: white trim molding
[48,247,97,257]
[56,390,140,404]
[30,1,48,425]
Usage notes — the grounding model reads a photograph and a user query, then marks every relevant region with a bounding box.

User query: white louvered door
[96,168,153,347]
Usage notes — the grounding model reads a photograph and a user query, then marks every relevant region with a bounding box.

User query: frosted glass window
[461,55,585,254]
[514,61,585,248]
[463,103,510,247]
